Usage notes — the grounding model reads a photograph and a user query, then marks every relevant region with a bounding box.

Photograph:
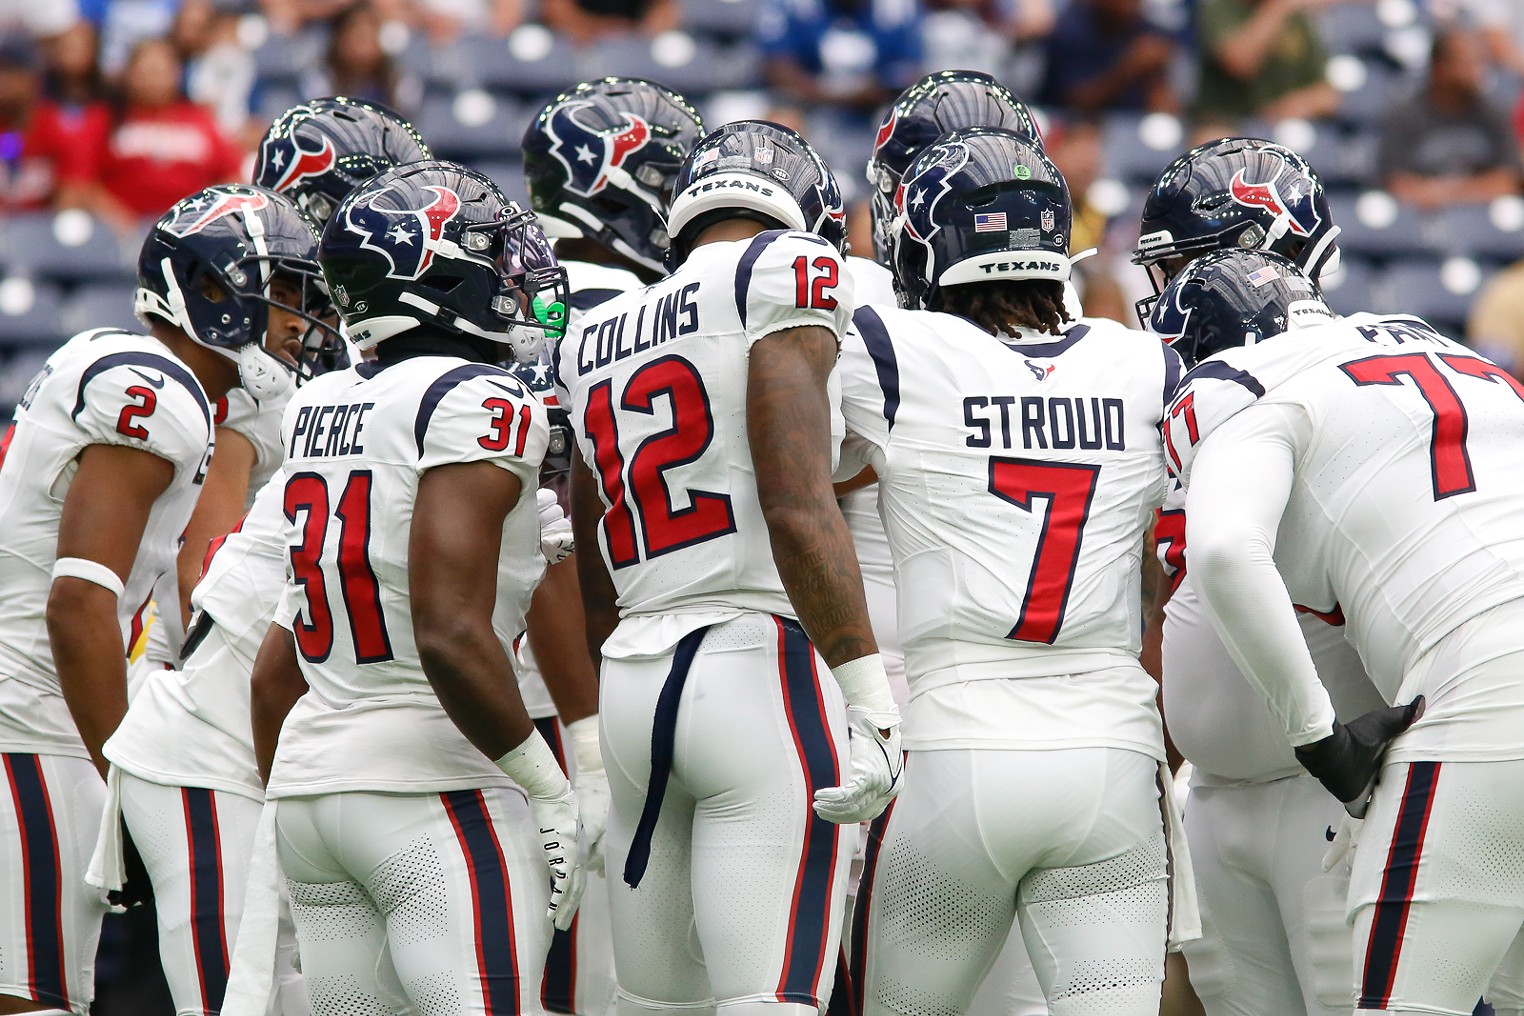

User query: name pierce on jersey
[288,401,376,458]
[964,395,1126,451]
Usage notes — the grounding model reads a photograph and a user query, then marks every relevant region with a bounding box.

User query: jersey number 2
[284,470,393,664]
[988,458,1101,644]
[584,354,737,569]
[1341,352,1524,500]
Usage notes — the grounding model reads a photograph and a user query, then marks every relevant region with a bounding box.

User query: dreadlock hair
[937,279,1072,336]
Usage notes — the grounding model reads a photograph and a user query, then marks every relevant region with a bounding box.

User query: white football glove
[813,705,903,824]
[567,716,610,876]
[528,786,586,931]
[1322,813,1363,872]
[536,488,574,564]
[495,732,586,930]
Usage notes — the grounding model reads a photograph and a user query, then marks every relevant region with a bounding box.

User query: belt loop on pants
[623,624,712,888]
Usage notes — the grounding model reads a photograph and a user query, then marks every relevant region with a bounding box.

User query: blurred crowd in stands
[2,0,1524,395]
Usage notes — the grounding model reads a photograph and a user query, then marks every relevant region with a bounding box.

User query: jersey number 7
[1341,351,1524,500]
[988,457,1101,644]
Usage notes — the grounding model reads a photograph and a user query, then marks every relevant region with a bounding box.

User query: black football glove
[1294,696,1425,818]
[107,825,155,910]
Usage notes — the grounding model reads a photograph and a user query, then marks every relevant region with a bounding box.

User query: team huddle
[0,68,1520,1016]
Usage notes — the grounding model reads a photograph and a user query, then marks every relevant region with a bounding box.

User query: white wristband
[53,557,125,598]
[566,716,605,776]
[494,731,571,801]
[829,653,898,717]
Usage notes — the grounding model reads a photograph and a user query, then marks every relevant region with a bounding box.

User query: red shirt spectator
[95,37,240,222]
[0,33,108,210]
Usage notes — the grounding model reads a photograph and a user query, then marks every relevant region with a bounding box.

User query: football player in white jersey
[557,121,902,1016]
[841,128,1183,1016]
[249,160,583,1014]
[0,183,316,1016]
[521,75,705,1016]
[1154,248,1524,1016]
[1130,138,1387,1016]
[98,100,434,1016]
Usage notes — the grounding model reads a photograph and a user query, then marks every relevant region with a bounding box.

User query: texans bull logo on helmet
[164,191,272,238]
[871,109,899,164]
[344,183,463,280]
[544,101,653,197]
[261,125,339,195]
[1228,168,1320,239]
[896,141,967,243]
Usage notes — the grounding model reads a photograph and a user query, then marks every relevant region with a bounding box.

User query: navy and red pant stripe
[3,754,70,1010]
[182,788,230,1013]
[1359,761,1442,1010]
[847,797,897,1016]
[442,789,523,1014]
[534,717,579,1016]
[774,617,845,1008]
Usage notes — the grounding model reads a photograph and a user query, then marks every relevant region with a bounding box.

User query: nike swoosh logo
[129,368,166,389]
[486,379,524,396]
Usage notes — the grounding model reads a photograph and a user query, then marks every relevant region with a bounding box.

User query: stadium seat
[0,214,137,283]
[0,347,54,414]
[1425,203,1524,263]
[60,283,142,338]
[475,161,529,204]
[414,94,529,161]
[1327,191,1429,261]
[1375,258,1491,334]
[1331,61,1410,128]
[0,280,66,347]
[572,34,762,98]
[454,30,579,97]
[251,26,328,84]
[1099,113,1176,188]
[1318,3,1389,56]
[1315,258,1376,316]
[679,0,759,41]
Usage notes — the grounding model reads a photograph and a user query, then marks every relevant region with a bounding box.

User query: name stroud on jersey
[288,401,376,459]
[575,282,701,375]
[964,395,1127,451]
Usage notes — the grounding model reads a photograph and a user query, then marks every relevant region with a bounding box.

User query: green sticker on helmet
[1014,164,1032,180]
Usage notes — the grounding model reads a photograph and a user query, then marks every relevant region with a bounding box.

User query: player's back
[0,329,212,755]
[843,308,1175,674]
[265,355,548,797]
[838,307,1174,753]
[556,229,853,646]
[1170,313,1524,698]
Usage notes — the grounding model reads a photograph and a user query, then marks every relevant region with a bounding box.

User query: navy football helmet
[255,96,431,226]
[1148,249,1335,367]
[867,70,1040,264]
[523,77,704,276]
[135,184,333,399]
[1133,138,1339,321]
[320,160,567,362]
[890,127,1071,313]
[666,121,846,267]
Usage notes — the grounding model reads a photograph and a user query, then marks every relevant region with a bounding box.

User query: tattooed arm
[747,325,878,668]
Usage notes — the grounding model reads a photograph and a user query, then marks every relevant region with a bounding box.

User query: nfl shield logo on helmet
[1041,208,1055,232]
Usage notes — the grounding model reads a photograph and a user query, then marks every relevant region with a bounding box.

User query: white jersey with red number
[837,307,1178,754]
[105,465,291,798]
[554,229,855,658]
[1155,482,1386,783]
[1169,313,1524,760]
[0,331,213,757]
[265,356,548,798]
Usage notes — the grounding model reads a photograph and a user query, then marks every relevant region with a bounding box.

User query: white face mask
[237,341,295,400]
